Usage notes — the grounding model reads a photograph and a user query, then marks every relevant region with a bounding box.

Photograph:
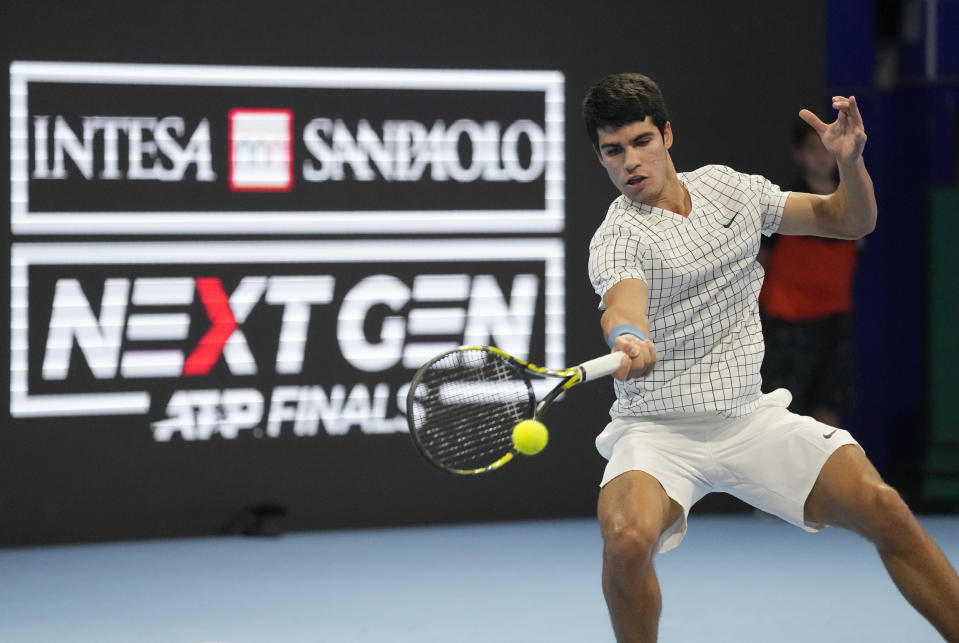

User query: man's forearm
[831,158,878,238]
[601,307,650,341]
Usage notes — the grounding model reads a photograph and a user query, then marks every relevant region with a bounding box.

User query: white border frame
[10,61,565,235]
[10,239,565,417]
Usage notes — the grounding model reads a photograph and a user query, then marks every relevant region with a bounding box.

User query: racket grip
[578,351,627,382]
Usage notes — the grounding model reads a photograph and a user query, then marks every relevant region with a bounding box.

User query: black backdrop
[0,0,825,546]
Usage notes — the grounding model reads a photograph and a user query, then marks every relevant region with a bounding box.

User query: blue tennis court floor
[1,513,956,642]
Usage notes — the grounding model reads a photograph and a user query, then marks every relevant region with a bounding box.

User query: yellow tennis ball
[512,419,549,456]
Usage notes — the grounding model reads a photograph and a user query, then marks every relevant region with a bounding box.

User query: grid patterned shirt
[588,164,788,418]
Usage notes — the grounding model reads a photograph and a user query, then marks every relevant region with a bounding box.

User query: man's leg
[598,470,684,643]
[805,445,959,642]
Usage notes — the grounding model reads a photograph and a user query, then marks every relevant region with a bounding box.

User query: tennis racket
[406,345,625,475]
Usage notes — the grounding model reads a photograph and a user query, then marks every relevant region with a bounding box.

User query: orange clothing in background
[759,235,857,322]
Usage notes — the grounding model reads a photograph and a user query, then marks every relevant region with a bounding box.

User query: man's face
[794,131,835,183]
[594,117,673,204]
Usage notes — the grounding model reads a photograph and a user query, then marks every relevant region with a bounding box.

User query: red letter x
[182,278,238,376]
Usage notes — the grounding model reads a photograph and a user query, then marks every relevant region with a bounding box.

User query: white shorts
[596,389,861,554]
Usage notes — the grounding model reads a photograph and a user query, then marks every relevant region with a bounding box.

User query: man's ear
[593,145,604,163]
[663,121,673,150]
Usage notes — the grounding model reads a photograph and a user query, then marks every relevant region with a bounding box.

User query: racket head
[406,346,536,475]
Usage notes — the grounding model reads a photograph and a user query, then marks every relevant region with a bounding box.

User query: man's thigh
[598,470,684,544]
[804,443,887,530]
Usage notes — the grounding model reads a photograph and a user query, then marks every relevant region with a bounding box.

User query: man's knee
[854,483,918,545]
[597,470,680,577]
[872,483,916,527]
[602,516,661,575]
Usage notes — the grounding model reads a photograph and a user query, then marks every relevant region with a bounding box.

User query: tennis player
[583,72,959,642]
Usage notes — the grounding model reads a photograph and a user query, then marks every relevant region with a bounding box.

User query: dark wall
[0,0,826,546]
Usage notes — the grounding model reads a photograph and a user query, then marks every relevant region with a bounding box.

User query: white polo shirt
[588,164,788,418]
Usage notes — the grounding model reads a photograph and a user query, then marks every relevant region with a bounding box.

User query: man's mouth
[626,176,646,188]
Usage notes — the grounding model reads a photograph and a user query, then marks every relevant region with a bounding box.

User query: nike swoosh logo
[822,429,838,439]
[722,212,739,228]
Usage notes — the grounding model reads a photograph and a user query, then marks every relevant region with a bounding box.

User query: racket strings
[410,349,533,471]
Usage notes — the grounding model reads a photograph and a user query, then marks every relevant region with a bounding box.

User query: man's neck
[646,172,691,217]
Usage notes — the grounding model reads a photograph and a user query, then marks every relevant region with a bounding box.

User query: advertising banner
[11,239,564,440]
[5,60,571,544]
[11,62,564,235]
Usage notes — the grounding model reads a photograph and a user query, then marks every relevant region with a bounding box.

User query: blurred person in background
[758,117,859,428]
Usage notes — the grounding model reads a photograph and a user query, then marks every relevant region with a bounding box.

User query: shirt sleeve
[587,220,648,310]
[748,172,789,236]
[697,165,787,236]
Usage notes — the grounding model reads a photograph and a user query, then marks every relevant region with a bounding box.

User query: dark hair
[791,116,820,149]
[582,73,669,147]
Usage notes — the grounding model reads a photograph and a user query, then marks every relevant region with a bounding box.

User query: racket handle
[578,351,626,382]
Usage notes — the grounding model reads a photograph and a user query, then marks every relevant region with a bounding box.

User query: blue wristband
[607,324,647,349]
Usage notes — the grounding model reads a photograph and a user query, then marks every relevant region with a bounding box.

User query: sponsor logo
[30,115,216,182]
[300,117,545,184]
[10,62,565,234]
[11,240,565,441]
[229,109,293,191]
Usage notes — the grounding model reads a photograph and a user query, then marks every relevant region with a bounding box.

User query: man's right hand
[612,333,656,380]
